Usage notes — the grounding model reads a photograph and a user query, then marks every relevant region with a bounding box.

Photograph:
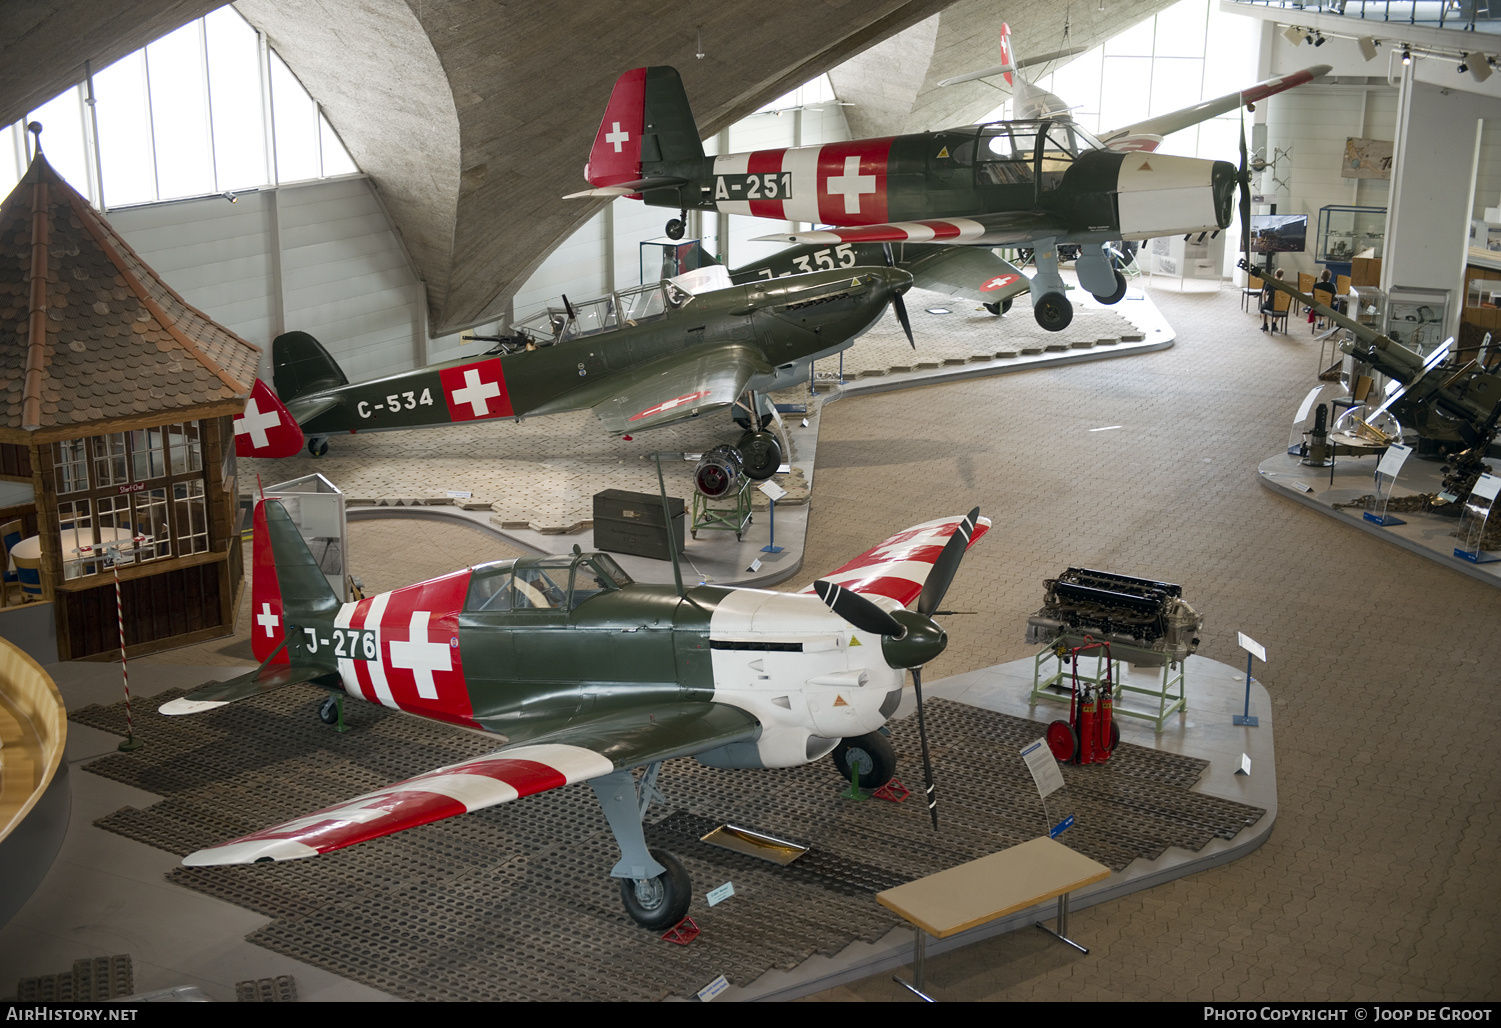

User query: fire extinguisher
[1046,636,1121,765]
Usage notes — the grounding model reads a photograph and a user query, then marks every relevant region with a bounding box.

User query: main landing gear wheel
[983,298,1013,317]
[831,731,897,790]
[619,848,692,930]
[1033,292,1073,332]
[307,438,329,458]
[317,694,341,725]
[736,430,782,481]
[665,218,686,240]
[1091,269,1129,306]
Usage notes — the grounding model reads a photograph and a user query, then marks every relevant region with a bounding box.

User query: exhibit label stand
[1454,473,1501,564]
[758,480,786,554]
[1363,442,1412,526]
[1234,632,1264,728]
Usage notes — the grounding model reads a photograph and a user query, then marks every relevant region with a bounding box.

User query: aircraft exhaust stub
[1026,567,1203,668]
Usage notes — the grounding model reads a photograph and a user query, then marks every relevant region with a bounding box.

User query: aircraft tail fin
[272,330,347,404]
[998,22,1015,87]
[586,67,704,188]
[251,498,342,665]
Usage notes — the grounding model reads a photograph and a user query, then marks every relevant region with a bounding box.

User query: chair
[1,519,19,584]
[1268,289,1291,332]
[1243,273,1263,314]
[13,554,42,601]
[1297,273,1316,316]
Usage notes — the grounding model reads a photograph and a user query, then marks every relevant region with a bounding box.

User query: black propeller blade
[911,666,938,829]
[882,242,916,349]
[813,579,905,638]
[1238,107,1252,273]
[916,507,981,618]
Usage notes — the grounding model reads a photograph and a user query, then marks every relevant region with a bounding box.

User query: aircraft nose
[870,266,915,296]
[1211,159,1237,230]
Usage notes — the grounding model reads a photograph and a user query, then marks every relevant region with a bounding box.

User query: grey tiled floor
[798,280,1501,1002]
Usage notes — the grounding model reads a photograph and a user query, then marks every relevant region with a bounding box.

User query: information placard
[1020,737,1065,799]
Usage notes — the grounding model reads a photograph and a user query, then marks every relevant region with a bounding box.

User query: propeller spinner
[812,507,982,829]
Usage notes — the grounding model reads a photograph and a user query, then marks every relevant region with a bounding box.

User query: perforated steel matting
[10,954,133,1002]
[71,687,1264,1001]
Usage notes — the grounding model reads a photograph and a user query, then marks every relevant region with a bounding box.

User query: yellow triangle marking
[937,146,950,159]
[849,636,862,646]
[833,694,849,707]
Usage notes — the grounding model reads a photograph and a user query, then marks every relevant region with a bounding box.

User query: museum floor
[6,276,1499,1002]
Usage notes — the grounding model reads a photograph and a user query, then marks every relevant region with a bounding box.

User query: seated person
[1261,269,1285,333]
[1311,269,1338,327]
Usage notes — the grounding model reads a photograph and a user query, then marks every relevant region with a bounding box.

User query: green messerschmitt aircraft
[233,262,913,477]
[160,497,989,929]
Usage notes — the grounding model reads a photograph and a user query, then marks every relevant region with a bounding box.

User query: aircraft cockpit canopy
[511,276,709,348]
[465,553,633,612]
[970,120,1106,189]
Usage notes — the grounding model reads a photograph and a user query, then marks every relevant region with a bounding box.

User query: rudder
[586,67,704,188]
[252,498,341,665]
[272,331,347,403]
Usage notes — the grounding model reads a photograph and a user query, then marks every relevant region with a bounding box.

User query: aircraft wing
[182,702,760,866]
[751,210,1062,249]
[589,344,771,434]
[1098,65,1331,153]
[899,245,1029,303]
[803,512,992,607]
[159,663,341,715]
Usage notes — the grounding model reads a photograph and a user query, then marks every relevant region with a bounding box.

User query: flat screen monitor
[1250,214,1308,254]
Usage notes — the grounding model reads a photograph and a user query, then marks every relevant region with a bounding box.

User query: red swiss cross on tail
[235,379,304,458]
[586,67,646,188]
[251,501,289,665]
[438,360,514,422]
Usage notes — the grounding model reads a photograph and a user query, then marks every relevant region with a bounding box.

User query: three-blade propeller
[882,242,916,349]
[812,507,981,830]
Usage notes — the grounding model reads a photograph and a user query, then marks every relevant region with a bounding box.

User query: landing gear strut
[591,764,692,930]
[1076,242,1127,305]
[1027,237,1073,332]
[307,437,329,458]
[665,208,687,240]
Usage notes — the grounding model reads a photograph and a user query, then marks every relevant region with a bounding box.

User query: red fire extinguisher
[1046,636,1121,765]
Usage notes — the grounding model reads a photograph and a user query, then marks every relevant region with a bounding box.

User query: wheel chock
[872,779,910,803]
[661,917,700,946]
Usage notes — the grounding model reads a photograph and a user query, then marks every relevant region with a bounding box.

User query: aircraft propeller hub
[880,609,946,670]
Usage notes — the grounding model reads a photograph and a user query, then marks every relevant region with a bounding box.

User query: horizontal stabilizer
[159,663,340,716]
[564,177,687,199]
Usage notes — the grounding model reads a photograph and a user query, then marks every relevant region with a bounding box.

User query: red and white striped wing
[752,219,989,247]
[804,513,992,607]
[182,742,614,865]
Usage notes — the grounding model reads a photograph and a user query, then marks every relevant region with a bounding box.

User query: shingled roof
[0,145,260,436]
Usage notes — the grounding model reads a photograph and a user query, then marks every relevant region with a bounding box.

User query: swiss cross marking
[389,610,451,700]
[605,121,630,153]
[257,602,279,638]
[450,369,502,418]
[981,275,1019,292]
[235,397,281,449]
[827,155,876,215]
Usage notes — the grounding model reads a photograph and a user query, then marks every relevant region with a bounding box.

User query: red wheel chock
[872,779,910,803]
[661,917,700,945]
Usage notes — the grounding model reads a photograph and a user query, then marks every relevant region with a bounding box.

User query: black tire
[736,430,782,481]
[1092,269,1128,305]
[619,848,691,930]
[317,694,341,725]
[1109,720,1121,753]
[1000,297,1012,315]
[307,438,329,458]
[665,218,685,240]
[831,732,897,789]
[1033,292,1073,331]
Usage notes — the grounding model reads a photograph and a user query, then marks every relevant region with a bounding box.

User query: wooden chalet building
[0,146,259,660]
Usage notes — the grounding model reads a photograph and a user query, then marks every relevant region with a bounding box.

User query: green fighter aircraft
[161,498,990,929]
[234,263,913,477]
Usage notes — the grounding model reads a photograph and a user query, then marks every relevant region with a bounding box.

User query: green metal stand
[691,478,752,540]
[1030,644,1187,732]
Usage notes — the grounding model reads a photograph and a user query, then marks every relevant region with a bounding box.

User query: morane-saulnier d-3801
[232,263,913,475]
[567,24,1328,332]
[161,498,988,929]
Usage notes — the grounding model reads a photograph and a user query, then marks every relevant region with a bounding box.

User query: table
[10,527,147,568]
[876,836,1110,1001]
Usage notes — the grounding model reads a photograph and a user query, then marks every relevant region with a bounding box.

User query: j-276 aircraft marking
[162,498,989,929]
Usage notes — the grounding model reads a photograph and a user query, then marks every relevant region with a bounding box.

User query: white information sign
[1020,737,1066,799]
[1376,442,1413,479]
[758,480,787,502]
[1295,386,1324,425]
[446,490,472,499]
[1471,473,1501,502]
[697,975,729,1002]
[706,881,735,906]
[1237,753,1252,776]
[1237,632,1267,663]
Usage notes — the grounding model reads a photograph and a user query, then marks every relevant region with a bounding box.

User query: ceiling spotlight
[1402,45,1412,65]
[1283,24,1304,45]
[222,190,237,203]
[1467,52,1492,82]
[1314,33,1326,47]
[1459,61,1469,73]
[1304,33,1315,45]
[1358,36,1379,62]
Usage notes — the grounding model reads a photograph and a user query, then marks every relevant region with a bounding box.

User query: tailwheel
[1034,292,1073,331]
[984,298,1013,317]
[1092,269,1128,305]
[832,731,897,790]
[317,693,341,725]
[619,848,692,930]
[665,216,686,240]
[307,437,329,458]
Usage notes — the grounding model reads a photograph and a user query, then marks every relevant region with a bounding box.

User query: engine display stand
[690,478,752,541]
[1030,645,1186,732]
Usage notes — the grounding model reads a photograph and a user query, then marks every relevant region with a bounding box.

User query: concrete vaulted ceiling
[0,0,1182,336]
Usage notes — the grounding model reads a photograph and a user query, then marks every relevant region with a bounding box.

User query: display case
[1315,205,1387,276]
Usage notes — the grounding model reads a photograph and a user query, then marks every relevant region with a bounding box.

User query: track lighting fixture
[1283,24,1304,46]
[1313,33,1326,47]
[1358,36,1379,62]
[1402,45,1412,65]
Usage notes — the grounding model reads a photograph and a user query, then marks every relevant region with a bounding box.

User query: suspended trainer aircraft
[162,498,989,929]
[566,27,1327,332]
[233,263,913,476]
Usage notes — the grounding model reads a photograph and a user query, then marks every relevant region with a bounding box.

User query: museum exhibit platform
[1257,449,1501,589]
